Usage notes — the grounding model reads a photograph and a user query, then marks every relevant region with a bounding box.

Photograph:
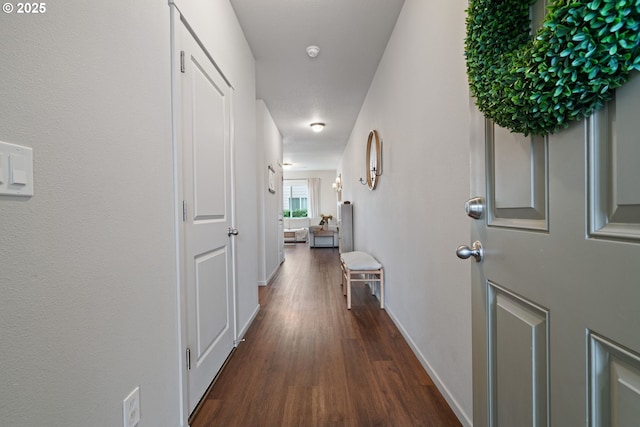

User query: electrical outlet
[122,386,141,427]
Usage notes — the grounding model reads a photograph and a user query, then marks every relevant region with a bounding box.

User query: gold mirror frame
[365,130,382,190]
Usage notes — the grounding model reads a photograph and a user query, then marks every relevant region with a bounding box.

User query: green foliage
[284,209,308,218]
[465,0,640,135]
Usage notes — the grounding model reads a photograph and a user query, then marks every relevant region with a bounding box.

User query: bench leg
[343,270,347,296]
[346,271,352,310]
[379,269,384,309]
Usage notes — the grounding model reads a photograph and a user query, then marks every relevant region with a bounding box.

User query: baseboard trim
[259,258,284,287]
[385,306,473,427]
[237,303,260,342]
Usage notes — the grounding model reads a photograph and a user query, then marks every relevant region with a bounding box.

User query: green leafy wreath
[465,0,640,136]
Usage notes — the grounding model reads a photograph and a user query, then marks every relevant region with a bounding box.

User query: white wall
[256,100,283,286]
[0,1,178,425]
[283,170,339,227]
[0,1,258,426]
[339,0,473,424]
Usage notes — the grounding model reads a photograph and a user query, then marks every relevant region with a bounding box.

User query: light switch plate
[0,141,33,196]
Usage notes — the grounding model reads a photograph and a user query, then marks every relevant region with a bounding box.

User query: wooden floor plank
[190,244,461,427]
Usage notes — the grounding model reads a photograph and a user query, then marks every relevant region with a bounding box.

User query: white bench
[340,251,384,310]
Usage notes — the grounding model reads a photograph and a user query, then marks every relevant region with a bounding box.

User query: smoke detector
[306,45,320,58]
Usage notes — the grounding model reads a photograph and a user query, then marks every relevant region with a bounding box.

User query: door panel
[192,60,226,219]
[489,283,548,427]
[590,333,640,427]
[589,72,640,240]
[493,128,537,208]
[487,123,548,230]
[468,3,640,427]
[179,22,235,413]
[195,249,229,357]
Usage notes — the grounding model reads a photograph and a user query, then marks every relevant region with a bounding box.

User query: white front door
[466,13,640,427]
[178,21,235,413]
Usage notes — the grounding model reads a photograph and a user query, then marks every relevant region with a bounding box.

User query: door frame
[468,94,490,427]
[169,6,239,425]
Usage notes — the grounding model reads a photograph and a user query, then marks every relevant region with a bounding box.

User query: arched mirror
[365,129,382,190]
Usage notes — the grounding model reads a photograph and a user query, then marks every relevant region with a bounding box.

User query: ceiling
[230,0,405,171]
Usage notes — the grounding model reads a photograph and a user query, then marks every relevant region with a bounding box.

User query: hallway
[190,244,461,426]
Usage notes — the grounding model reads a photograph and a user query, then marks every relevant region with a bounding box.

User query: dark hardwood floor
[190,244,462,427]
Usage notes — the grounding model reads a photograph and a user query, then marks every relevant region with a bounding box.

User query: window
[283,180,308,218]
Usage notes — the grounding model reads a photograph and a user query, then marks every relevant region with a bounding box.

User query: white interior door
[178,22,235,413]
[465,3,640,425]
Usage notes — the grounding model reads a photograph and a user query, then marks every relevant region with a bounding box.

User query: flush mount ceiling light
[306,45,320,58]
[310,122,325,132]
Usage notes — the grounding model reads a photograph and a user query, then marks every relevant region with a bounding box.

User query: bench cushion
[340,251,382,270]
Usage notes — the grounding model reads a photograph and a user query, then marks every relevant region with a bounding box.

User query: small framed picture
[268,165,276,194]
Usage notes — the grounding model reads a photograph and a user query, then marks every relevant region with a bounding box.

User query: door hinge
[182,200,187,222]
[186,347,191,370]
[180,51,185,73]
